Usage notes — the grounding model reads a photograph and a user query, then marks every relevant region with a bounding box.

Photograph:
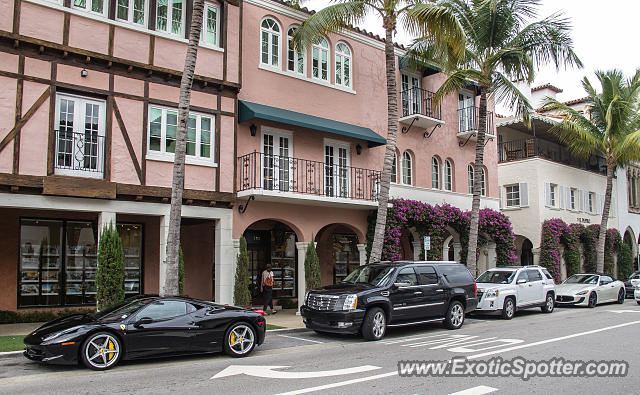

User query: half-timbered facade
[0,0,241,310]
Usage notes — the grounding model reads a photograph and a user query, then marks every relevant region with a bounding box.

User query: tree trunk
[369,22,399,263]
[162,0,205,296]
[596,159,615,273]
[466,87,488,276]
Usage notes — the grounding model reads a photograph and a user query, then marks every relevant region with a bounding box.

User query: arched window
[444,160,453,191]
[467,164,474,194]
[481,168,487,196]
[260,17,280,68]
[391,152,397,183]
[402,151,412,185]
[287,26,304,74]
[431,157,440,189]
[335,42,351,88]
[312,38,329,81]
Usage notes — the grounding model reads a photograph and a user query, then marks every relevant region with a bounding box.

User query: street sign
[423,236,431,251]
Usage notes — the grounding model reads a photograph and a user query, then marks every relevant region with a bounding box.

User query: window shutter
[498,185,503,209]
[559,186,565,209]
[519,182,529,207]
[544,182,551,206]
[566,187,572,210]
[578,189,584,211]
[596,194,602,215]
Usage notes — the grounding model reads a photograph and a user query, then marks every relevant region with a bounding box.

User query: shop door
[245,230,270,305]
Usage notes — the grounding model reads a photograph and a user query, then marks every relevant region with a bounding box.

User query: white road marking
[275,371,398,395]
[277,334,325,344]
[448,385,498,395]
[282,319,640,394]
[448,338,524,353]
[607,310,640,314]
[382,333,451,345]
[212,365,380,379]
[468,319,640,359]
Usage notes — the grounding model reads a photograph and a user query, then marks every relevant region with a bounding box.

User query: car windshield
[563,274,599,285]
[342,266,394,286]
[629,273,640,280]
[476,271,516,284]
[96,298,155,321]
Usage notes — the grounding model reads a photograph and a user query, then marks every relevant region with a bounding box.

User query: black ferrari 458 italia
[23,296,266,370]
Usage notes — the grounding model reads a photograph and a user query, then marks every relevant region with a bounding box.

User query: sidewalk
[264,309,304,329]
[0,309,304,337]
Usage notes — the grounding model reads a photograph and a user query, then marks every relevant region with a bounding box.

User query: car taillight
[253,309,265,316]
[474,282,477,297]
[257,320,265,325]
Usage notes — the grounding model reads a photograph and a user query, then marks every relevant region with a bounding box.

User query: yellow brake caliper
[230,332,236,345]
[107,339,115,361]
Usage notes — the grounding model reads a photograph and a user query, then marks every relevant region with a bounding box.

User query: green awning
[238,100,386,147]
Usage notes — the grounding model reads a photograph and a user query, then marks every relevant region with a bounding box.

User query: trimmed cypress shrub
[305,241,321,291]
[234,237,251,307]
[96,224,125,311]
[618,243,634,280]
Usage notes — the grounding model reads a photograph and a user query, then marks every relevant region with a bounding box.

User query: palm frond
[433,69,487,106]
[404,2,467,61]
[290,1,368,52]
[492,71,532,124]
[615,129,640,164]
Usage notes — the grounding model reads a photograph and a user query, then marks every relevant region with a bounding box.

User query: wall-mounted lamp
[356,144,362,155]
[80,68,88,78]
[250,124,257,137]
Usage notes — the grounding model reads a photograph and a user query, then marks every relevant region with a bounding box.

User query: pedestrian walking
[261,264,277,315]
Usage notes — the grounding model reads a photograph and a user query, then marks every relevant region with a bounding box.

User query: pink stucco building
[0,0,498,311]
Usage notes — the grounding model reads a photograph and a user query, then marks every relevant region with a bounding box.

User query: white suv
[475,266,556,319]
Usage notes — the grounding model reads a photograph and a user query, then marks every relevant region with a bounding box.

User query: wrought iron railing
[401,88,442,120]
[238,152,381,201]
[498,137,607,175]
[458,106,495,134]
[54,130,105,177]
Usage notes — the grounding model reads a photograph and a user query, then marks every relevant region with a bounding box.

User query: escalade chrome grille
[307,294,339,311]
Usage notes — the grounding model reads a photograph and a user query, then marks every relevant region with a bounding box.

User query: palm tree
[543,69,640,273]
[407,0,581,275]
[162,0,206,296]
[291,0,466,263]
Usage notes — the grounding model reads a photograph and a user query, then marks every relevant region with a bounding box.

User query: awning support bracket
[238,195,255,214]
[401,117,419,134]
[423,124,442,139]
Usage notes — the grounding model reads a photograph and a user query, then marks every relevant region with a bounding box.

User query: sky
[304,0,640,108]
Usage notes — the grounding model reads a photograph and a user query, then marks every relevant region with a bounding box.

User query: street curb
[0,350,24,359]
[267,327,309,335]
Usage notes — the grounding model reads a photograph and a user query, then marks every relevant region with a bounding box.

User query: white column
[214,211,235,305]
[356,244,367,266]
[97,211,116,244]
[442,244,450,261]
[158,211,170,296]
[487,243,497,269]
[453,242,461,262]
[532,248,541,266]
[412,241,422,261]
[296,241,317,314]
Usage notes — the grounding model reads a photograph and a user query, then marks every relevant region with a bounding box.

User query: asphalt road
[1,301,640,394]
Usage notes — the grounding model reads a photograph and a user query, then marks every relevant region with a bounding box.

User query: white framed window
[431,156,440,189]
[505,184,520,207]
[156,0,185,36]
[287,26,305,75]
[588,192,595,213]
[458,90,475,132]
[325,140,350,198]
[262,129,293,192]
[570,188,577,210]
[402,151,412,185]
[481,168,486,196]
[260,17,281,68]
[391,152,397,183]
[312,37,329,81]
[116,0,147,25]
[401,72,421,116]
[444,160,453,191]
[200,2,221,48]
[147,106,215,166]
[335,41,351,88]
[550,183,557,206]
[73,0,107,16]
[54,93,106,179]
[467,165,474,194]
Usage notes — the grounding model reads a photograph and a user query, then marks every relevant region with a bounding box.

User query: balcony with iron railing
[54,130,105,178]
[498,137,607,175]
[237,152,381,207]
[399,88,444,132]
[458,106,495,137]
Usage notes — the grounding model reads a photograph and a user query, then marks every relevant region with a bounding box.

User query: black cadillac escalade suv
[300,261,478,340]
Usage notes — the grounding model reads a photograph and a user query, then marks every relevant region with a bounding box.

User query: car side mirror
[517,279,527,285]
[134,317,153,328]
[394,281,411,289]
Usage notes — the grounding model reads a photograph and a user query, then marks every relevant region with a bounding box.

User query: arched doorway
[315,224,362,286]
[243,220,298,306]
[521,238,534,266]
